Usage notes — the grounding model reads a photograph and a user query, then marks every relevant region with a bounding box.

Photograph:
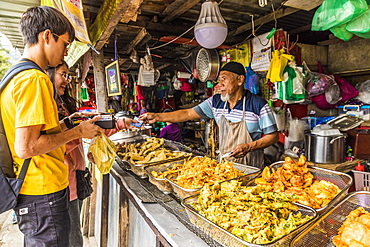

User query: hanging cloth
[218,97,264,169]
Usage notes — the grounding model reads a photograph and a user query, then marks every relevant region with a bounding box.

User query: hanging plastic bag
[355,80,370,104]
[306,72,336,97]
[312,0,368,31]
[325,83,342,105]
[330,24,353,41]
[245,66,259,94]
[346,8,370,38]
[318,61,358,104]
[272,107,286,131]
[266,49,295,83]
[89,133,117,174]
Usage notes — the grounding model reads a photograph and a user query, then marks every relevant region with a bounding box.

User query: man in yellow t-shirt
[0,6,103,247]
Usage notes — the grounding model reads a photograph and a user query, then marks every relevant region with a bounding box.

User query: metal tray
[290,191,370,247]
[116,138,194,178]
[166,161,260,199]
[183,194,317,247]
[144,161,182,194]
[247,161,353,214]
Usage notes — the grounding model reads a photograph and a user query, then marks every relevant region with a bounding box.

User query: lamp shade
[194,1,227,49]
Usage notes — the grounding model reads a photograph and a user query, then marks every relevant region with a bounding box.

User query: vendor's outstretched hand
[139,112,157,124]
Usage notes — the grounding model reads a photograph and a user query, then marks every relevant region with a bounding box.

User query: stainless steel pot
[305,134,345,164]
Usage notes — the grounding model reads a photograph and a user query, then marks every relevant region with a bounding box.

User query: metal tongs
[219,151,233,162]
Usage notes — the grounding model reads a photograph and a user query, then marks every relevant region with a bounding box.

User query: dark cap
[220,62,246,76]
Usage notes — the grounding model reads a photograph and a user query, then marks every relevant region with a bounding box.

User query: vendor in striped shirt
[140,62,278,168]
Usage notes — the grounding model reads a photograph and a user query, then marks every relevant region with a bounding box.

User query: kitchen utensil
[305,133,345,164]
[196,48,220,82]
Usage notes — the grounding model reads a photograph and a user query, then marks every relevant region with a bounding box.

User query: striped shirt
[193,90,277,141]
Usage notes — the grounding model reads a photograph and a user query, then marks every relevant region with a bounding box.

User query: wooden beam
[94,0,144,51]
[228,7,300,37]
[318,36,362,46]
[122,28,148,54]
[288,24,312,35]
[92,49,108,112]
[162,0,201,23]
[157,36,234,49]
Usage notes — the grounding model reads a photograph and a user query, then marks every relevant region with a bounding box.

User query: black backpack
[0,59,44,214]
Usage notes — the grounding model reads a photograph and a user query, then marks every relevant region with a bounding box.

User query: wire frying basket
[290,191,370,247]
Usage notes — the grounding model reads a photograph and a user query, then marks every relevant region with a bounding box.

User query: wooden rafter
[162,0,201,23]
[94,0,144,51]
[122,27,148,54]
[228,7,300,36]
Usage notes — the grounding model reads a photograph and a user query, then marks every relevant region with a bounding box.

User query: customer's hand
[139,112,157,124]
[124,118,139,129]
[75,116,104,139]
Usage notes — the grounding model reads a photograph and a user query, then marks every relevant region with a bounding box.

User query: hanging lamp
[194,0,227,49]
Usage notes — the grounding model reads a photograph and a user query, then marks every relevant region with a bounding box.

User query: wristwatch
[63,117,74,129]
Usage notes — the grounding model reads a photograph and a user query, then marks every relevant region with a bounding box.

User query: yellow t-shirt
[0,69,67,195]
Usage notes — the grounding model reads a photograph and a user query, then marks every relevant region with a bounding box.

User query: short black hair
[19,6,75,45]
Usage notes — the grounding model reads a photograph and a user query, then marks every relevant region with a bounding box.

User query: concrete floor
[0,210,97,247]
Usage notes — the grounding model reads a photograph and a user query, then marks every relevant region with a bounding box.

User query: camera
[71,113,116,129]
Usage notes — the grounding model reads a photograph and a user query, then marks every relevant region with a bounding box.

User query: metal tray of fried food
[144,161,183,194]
[248,161,352,214]
[165,159,261,199]
[182,194,317,247]
[290,191,370,247]
[116,137,193,178]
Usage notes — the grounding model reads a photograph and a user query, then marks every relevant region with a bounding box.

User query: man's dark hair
[19,6,75,45]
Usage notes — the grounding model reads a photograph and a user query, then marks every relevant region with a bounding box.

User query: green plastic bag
[312,0,368,31]
[330,24,354,41]
[346,8,370,38]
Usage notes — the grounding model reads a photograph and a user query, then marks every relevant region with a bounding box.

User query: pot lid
[327,114,364,132]
[311,124,342,136]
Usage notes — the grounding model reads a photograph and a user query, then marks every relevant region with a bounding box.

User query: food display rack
[182,195,317,247]
[247,161,353,214]
[290,191,370,247]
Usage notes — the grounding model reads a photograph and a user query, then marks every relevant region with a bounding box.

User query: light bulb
[194,0,227,49]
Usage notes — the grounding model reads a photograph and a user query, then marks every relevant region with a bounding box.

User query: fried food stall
[84,128,370,247]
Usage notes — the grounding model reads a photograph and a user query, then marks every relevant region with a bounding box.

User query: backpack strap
[0,58,44,178]
[0,58,44,92]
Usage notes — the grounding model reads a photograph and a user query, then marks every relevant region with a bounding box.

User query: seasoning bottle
[355,161,365,171]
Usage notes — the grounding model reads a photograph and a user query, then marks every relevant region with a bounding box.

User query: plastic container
[338,105,370,120]
[352,170,370,191]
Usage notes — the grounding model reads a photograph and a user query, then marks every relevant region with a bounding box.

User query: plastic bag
[306,72,336,97]
[279,61,306,102]
[245,66,259,94]
[312,0,368,31]
[89,133,117,174]
[355,80,370,104]
[266,49,295,83]
[346,8,370,38]
[330,24,353,41]
[318,61,358,104]
[325,83,342,104]
[272,108,286,131]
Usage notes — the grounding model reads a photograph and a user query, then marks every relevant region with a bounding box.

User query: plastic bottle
[81,81,90,102]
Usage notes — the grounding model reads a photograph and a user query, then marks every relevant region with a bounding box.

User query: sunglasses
[51,32,72,51]
[56,72,72,82]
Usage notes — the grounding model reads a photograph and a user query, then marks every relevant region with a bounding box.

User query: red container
[346,129,370,159]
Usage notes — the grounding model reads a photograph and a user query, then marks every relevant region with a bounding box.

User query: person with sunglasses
[0,6,104,246]
[46,60,138,247]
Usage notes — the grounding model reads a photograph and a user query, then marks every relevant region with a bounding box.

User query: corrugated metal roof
[0,0,40,53]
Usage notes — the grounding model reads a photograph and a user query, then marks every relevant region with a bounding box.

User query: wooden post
[92,50,108,112]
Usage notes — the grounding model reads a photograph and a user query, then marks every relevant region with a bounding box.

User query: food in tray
[166,156,245,189]
[116,137,190,164]
[333,207,370,247]
[191,180,313,244]
[255,155,341,209]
